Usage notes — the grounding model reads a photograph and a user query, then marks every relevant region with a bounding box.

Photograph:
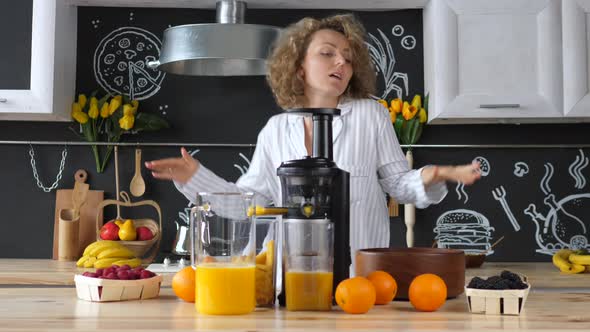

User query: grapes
[83,265,156,280]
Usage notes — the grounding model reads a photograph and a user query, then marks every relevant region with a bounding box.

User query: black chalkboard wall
[2,6,590,262]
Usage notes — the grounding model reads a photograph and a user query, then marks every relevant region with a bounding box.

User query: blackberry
[467,276,487,289]
[500,270,522,283]
[486,276,502,284]
[492,280,511,290]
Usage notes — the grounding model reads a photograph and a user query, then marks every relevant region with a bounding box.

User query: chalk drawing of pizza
[93,27,165,100]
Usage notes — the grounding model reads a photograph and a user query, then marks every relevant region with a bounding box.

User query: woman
[146,14,481,257]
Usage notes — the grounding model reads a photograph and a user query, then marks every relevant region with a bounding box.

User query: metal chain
[29,145,68,192]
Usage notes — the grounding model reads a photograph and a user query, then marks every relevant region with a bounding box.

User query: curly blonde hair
[266,14,376,109]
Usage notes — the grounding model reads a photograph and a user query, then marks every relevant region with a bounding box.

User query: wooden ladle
[130,148,146,197]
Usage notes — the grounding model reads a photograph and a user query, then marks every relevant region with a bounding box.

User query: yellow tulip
[77,94,87,109]
[90,97,98,107]
[377,99,388,109]
[123,104,136,116]
[402,101,418,120]
[119,114,135,130]
[88,103,99,119]
[390,98,402,114]
[71,102,81,114]
[131,100,139,112]
[418,108,427,123]
[100,103,109,118]
[71,102,88,124]
[411,94,422,109]
[72,111,88,124]
[390,111,396,123]
[108,97,121,115]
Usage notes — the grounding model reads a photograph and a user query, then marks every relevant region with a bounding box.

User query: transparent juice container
[190,192,256,315]
[283,219,334,311]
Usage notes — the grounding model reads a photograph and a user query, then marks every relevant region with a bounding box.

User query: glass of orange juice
[283,219,334,311]
[190,192,256,315]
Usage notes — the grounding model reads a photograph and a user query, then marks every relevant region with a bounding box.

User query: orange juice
[285,271,333,311]
[196,263,255,315]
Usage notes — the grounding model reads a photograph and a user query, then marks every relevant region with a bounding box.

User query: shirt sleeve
[373,104,447,208]
[174,122,275,207]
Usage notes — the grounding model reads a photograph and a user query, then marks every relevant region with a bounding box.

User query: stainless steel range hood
[147,0,281,76]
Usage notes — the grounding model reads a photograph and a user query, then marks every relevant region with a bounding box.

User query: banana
[568,253,590,266]
[76,255,89,267]
[87,241,123,257]
[94,257,126,268]
[97,247,135,260]
[112,258,143,268]
[552,249,585,274]
[83,256,97,268]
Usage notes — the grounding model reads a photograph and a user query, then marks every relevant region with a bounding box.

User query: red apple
[136,226,154,241]
[100,221,120,240]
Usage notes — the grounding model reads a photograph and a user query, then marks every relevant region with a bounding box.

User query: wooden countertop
[0,288,589,331]
[1,259,589,331]
[1,259,587,289]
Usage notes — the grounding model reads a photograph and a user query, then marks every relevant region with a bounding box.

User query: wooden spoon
[130,148,146,197]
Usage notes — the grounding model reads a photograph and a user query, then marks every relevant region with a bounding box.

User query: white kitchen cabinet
[0,0,76,121]
[424,0,564,123]
[562,0,590,118]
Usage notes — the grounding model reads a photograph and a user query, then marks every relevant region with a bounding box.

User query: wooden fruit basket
[74,274,163,302]
[96,192,162,264]
[465,275,531,316]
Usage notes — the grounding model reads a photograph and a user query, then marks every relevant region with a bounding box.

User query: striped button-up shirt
[175,98,447,256]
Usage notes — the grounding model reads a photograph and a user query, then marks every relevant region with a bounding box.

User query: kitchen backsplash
[1,6,590,261]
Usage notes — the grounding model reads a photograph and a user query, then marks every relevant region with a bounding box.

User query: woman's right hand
[145,147,199,184]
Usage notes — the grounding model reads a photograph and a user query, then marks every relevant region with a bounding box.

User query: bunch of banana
[76,241,142,268]
[552,249,589,274]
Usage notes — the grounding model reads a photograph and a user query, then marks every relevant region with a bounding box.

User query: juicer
[277,108,350,306]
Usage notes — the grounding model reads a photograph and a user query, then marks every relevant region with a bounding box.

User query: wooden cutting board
[52,170,104,259]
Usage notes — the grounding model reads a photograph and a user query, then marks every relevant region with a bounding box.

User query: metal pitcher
[172,220,191,256]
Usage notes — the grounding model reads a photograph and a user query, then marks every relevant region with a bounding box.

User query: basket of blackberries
[465,270,530,316]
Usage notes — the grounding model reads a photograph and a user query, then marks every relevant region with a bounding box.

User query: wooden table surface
[0,259,589,331]
[1,288,589,331]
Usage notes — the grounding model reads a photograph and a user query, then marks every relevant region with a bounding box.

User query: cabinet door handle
[0,98,7,103]
[479,104,520,109]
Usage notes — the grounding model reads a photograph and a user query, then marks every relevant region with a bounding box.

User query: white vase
[404,150,416,248]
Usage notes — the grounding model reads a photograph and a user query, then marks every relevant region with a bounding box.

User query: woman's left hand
[422,161,481,186]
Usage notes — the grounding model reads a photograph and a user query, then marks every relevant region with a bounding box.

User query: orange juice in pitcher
[190,192,257,315]
[196,263,255,315]
[285,270,333,311]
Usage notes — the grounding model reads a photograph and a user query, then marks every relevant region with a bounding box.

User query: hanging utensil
[114,145,121,220]
[72,169,89,219]
[130,148,146,197]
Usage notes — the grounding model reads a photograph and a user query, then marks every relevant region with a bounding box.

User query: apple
[100,221,120,240]
[136,226,154,241]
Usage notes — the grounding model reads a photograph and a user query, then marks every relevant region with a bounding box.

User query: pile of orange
[367,270,397,304]
[408,273,447,312]
[172,266,196,302]
[335,276,376,314]
[335,270,398,314]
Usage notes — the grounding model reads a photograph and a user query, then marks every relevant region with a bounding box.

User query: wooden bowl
[355,247,465,300]
[465,253,486,268]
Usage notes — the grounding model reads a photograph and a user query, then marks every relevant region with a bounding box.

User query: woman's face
[299,29,353,103]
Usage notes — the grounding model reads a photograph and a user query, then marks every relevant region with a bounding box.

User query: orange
[202,256,217,263]
[335,277,376,314]
[408,273,447,312]
[367,270,397,304]
[172,266,196,302]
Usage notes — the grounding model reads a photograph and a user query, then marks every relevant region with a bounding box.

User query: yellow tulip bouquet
[378,93,428,149]
[71,93,169,173]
